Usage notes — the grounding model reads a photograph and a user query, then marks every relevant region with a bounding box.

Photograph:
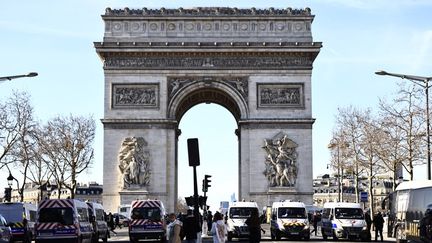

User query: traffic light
[185,196,195,207]
[203,175,212,192]
[4,188,11,202]
[198,196,207,209]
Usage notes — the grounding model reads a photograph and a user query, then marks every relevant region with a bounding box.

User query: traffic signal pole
[193,165,200,227]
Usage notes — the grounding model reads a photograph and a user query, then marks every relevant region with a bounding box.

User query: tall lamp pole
[0,72,38,82]
[328,138,347,202]
[375,70,432,180]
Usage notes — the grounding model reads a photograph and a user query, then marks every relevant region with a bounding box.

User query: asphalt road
[107,226,396,243]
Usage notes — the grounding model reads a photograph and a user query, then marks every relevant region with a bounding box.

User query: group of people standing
[166,209,263,243]
[365,210,385,242]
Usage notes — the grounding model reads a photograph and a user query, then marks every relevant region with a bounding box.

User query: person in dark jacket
[310,211,321,236]
[373,212,384,242]
[182,209,199,243]
[364,210,372,240]
[245,210,261,243]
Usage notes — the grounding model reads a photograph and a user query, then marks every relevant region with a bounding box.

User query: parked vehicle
[87,202,109,243]
[117,204,131,219]
[382,180,432,243]
[113,213,130,227]
[35,199,93,243]
[270,201,310,240]
[321,202,368,241]
[226,201,260,241]
[0,202,37,243]
[128,200,166,243]
[0,214,12,243]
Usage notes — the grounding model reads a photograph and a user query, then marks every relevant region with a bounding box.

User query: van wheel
[275,231,281,240]
[332,231,338,241]
[322,229,327,240]
[102,231,108,243]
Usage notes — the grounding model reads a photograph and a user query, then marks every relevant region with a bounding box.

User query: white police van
[321,202,368,241]
[270,201,310,240]
[226,201,260,241]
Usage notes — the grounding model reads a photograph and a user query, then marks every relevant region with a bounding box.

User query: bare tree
[374,115,405,191]
[26,127,53,201]
[176,197,189,214]
[38,115,95,198]
[357,112,386,216]
[379,84,424,180]
[334,106,367,203]
[0,91,36,201]
[328,130,350,202]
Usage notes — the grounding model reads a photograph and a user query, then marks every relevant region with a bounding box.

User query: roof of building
[396,180,432,191]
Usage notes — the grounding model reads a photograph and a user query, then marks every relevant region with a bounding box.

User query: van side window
[95,209,105,221]
[77,208,89,222]
[29,210,37,222]
[322,208,331,219]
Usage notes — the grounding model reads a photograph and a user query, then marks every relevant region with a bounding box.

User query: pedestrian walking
[245,210,261,243]
[182,209,199,243]
[365,209,372,240]
[107,212,117,236]
[115,214,121,229]
[310,211,321,236]
[211,212,227,243]
[167,213,183,243]
[206,211,213,234]
[373,212,384,242]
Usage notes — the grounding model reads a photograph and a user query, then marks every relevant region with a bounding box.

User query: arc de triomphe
[95,7,321,212]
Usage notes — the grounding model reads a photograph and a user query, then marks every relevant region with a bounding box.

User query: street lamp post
[375,70,432,180]
[0,72,38,82]
[6,172,14,202]
[328,139,347,202]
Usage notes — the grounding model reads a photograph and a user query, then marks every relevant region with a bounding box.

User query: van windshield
[38,208,74,225]
[335,208,364,219]
[278,207,307,219]
[0,204,23,222]
[131,207,161,221]
[229,207,258,219]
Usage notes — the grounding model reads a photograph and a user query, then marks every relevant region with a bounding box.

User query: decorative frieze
[104,7,312,17]
[104,54,313,70]
[257,83,304,108]
[112,83,159,108]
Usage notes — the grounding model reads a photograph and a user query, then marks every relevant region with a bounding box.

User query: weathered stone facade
[95,7,321,212]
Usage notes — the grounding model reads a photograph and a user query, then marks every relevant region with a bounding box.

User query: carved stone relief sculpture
[118,137,151,189]
[257,83,304,108]
[262,133,298,187]
[112,84,159,108]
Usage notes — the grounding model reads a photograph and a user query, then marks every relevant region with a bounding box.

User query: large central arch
[96,7,321,212]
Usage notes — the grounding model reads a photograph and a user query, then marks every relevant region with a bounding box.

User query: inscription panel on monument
[112,83,159,108]
[257,83,304,108]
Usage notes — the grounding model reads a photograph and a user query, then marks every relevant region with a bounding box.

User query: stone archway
[96,7,321,212]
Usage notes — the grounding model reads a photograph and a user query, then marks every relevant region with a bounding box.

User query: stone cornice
[239,118,315,129]
[103,7,313,18]
[101,118,178,129]
[95,41,322,49]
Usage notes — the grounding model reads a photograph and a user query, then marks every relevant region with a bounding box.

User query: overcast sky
[1,0,431,210]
